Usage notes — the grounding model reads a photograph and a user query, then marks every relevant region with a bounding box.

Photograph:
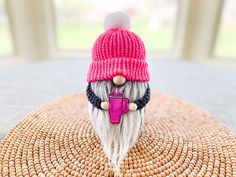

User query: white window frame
[3,0,233,62]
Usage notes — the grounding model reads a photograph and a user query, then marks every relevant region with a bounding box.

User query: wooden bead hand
[101,102,137,112]
[101,102,109,110]
[129,103,137,111]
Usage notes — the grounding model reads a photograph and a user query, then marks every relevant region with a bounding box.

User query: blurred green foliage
[215,25,236,59]
[1,0,236,59]
[56,23,174,51]
[0,24,13,55]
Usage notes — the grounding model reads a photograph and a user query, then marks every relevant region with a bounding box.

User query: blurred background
[0,0,236,64]
[0,0,236,137]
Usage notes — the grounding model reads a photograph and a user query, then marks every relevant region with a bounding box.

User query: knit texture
[87,28,150,82]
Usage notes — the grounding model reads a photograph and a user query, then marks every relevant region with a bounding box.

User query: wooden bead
[101,102,109,110]
[129,103,137,111]
[113,75,126,86]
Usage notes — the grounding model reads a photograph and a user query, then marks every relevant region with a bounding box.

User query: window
[0,0,13,56]
[53,0,178,52]
[214,0,236,59]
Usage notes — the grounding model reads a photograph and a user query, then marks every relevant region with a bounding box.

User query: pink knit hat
[87,12,150,82]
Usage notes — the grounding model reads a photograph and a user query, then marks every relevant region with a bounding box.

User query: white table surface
[0,58,236,139]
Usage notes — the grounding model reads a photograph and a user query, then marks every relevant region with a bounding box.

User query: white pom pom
[104,12,131,30]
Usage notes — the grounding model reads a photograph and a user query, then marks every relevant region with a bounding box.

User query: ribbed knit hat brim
[87,57,149,82]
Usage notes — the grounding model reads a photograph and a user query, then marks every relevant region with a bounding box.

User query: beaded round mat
[0,93,236,177]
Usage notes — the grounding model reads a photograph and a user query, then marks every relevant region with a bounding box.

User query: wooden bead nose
[113,75,126,86]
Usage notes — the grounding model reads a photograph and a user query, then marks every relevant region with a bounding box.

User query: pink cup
[108,87,129,124]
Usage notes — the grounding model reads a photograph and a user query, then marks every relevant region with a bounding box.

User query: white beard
[88,81,148,175]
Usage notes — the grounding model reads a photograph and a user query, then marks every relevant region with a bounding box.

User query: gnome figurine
[86,12,150,175]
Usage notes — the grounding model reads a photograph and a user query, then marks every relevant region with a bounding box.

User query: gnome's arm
[101,101,137,111]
